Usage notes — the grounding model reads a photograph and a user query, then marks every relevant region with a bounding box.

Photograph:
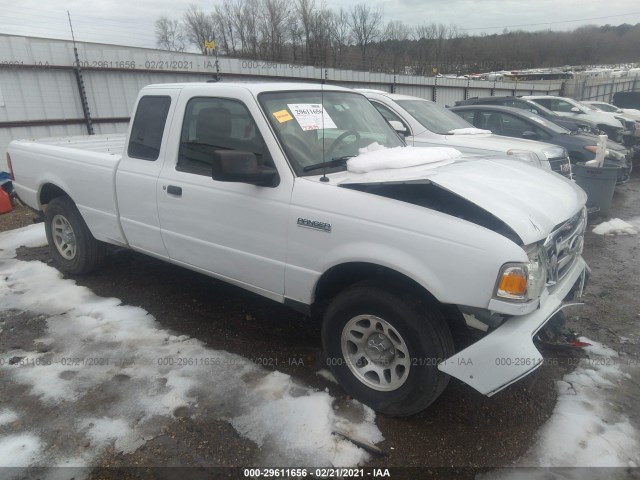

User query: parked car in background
[450,105,631,183]
[524,95,634,145]
[583,101,640,135]
[583,100,640,119]
[358,90,572,177]
[454,96,600,134]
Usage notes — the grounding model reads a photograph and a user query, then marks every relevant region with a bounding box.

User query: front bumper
[439,256,589,396]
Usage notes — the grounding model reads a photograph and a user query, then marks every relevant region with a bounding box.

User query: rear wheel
[322,281,454,416]
[44,196,106,274]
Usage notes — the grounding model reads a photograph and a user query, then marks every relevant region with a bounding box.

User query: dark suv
[455,96,599,134]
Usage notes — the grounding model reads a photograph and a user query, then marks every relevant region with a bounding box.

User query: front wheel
[44,196,106,275]
[322,281,454,416]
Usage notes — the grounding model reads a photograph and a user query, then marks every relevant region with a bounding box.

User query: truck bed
[9,134,127,246]
[21,133,127,154]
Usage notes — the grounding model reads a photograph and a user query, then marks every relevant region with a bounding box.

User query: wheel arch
[39,183,72,208]
[313,261,440,307]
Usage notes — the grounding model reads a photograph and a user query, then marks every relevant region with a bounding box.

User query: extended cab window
[127,96,171,161]
[177,97,271,176]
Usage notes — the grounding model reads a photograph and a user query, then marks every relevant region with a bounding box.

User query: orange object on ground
[0,188,12,215]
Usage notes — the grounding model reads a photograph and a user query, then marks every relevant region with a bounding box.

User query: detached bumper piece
[438,257,588,396]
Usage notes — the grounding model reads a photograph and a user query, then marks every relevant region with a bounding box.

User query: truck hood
[325,157,586,245]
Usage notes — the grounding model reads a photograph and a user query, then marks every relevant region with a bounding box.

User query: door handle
[166,185,182,196]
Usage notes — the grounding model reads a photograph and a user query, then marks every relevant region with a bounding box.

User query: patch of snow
[447,128,492,135]
[592,218,638,236]
[358,142,386,154]
[0,226,382,468]
[0,224,47,259]
[0,434,42,467]
[316,369,338,384]
[515,338,639,468]
[231,372,382,467]
[0,409,19,426]
[347,146,461,173]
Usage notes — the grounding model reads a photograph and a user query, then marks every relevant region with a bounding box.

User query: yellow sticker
[273,109,293,123]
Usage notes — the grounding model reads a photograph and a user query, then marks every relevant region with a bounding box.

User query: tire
[44,196,106,275]
[322,281,454,416]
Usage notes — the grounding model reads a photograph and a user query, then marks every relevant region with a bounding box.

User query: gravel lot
[1,176,639,478]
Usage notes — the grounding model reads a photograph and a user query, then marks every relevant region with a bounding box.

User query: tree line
[155,2,640,75]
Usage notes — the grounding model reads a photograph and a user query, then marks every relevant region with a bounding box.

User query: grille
[548,155,572,178]
[543,207,587,290]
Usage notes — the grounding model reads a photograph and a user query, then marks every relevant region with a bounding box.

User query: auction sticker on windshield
[273,109,293,123]
[287,104,337,131]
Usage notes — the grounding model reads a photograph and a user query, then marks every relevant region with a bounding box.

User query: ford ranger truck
[7,82,589,416]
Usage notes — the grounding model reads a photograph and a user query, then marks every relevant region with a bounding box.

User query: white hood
[328,157,586,245]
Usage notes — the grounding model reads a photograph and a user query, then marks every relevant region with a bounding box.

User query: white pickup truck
[8,82,589,416]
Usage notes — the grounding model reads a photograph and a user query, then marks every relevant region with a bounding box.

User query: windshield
[395,99,471,134]
[590,103,619,113]
[522,100,556,117]
[259,90,404,176]
[577,101,597,111]
[521,111,571,134]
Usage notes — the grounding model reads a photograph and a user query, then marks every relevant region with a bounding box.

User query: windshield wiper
[302,156,354,173]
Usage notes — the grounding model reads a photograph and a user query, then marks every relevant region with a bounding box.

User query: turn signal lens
[497,266,528,300]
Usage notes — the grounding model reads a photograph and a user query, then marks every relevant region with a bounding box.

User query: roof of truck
[143,82,353,94]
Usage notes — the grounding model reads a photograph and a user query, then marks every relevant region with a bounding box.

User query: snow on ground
[0,224,382,470]
[316,369,338,384]
[592,218,638,236]
[484,339,640,479]
[0,409,19,427]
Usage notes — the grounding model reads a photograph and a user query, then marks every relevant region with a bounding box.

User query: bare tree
[348,3,383,68]
[213,0,237,55]
[297,0,316,64]
[155,17,185,51]
[183,4,216,54]
[258,0,290,61]
[328,9,351,68]
[383,20,410,73]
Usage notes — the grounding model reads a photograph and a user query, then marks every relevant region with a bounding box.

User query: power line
[460,11,640,31]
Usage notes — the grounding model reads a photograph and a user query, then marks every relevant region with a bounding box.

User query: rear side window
[127,96,171,161]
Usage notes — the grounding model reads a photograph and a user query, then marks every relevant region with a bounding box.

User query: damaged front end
[439,208,590,396]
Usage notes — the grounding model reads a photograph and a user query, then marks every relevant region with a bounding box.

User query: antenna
[320,68,329,183]
[68,11,94,135]
[213,35,221,82]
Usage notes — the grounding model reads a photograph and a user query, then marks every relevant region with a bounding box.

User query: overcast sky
[1,0,639,50]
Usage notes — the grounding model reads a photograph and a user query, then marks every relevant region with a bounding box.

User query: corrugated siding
[0,33,569,169]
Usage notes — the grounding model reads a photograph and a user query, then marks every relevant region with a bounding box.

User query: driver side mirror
[522,130,539,140]
[570,107,582,113]
[389,120,408,136]
[212,150,279,187]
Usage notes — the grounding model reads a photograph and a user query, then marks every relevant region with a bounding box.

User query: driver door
[156,90,293,299]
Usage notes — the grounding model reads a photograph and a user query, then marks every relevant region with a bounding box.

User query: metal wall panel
[0,69,81,122]
[0,32,627,170]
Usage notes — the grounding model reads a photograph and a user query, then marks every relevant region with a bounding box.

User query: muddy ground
[1,176,639,478]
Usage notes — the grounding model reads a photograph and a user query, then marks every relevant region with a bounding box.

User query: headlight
[541,146,567,159]
[494,246,547,302]
[507,149,540,165]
